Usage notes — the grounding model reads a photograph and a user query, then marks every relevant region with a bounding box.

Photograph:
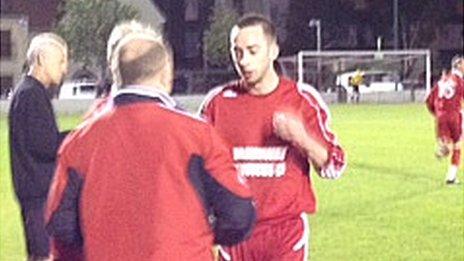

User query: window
[80,85,96,94]
[0,30,12,58]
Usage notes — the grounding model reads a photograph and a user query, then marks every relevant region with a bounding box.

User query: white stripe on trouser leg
[292,212,310,260]
[217,245,231,261]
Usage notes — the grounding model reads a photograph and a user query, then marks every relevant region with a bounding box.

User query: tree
[203,3,238,68]
[284,0,312,55]
[399,0,452,49]
[284,0,355,54]
[57,0,138,77]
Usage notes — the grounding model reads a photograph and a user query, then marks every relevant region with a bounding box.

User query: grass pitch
[1,104,463,260]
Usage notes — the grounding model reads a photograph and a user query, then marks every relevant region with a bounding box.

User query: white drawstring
[292,212,310,261]
[217,245,231,261]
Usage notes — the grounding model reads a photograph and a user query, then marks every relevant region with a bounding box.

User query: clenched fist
[272,112,306,144]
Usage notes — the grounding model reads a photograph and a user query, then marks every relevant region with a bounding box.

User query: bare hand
[273,111,330,169]
[272,112,306,144]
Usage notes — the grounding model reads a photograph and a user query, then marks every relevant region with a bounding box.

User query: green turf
[1,104,463,260]
[0,114,82,261]
[310,104,463,260]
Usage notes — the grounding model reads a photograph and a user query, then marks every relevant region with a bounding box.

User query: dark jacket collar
[112,86,177,108]
[25,75,45,88]
[25,75,55,99]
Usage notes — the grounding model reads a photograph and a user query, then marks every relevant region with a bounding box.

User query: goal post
[295,49,432,94]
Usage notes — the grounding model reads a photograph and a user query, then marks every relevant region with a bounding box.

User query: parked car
[336,70,404,94]
[59,80,98,99]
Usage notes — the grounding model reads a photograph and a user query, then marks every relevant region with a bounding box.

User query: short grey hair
[26,33,67,67]
[107,20,151,63]
[109,22,161,86]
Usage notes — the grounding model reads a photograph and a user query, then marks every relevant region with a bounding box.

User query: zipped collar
[113,85,176,108]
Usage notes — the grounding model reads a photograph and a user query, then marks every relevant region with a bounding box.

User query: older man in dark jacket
[8,32,69,260]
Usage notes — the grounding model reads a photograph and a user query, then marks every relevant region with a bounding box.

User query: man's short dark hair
[236,13,277,43]
[118,40,171,86]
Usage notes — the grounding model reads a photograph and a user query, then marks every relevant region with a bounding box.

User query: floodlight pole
[309,19,321,52]
[393,0,399,49]
[309,19,322,90]
[203,41,207,72]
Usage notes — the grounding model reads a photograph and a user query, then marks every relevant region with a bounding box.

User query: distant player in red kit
[46,28,256,260]
[426,55,464,184]
[199,14,346,260]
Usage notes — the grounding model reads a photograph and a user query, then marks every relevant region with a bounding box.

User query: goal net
[281,50,431,95]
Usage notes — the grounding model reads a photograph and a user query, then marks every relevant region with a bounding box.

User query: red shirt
[46,90,252,260]
[200,77,346,223]
[426,71,464,118]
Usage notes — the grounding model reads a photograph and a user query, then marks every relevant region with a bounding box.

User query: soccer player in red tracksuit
[199,14,347,260]
[426,55,464,184]
[45,33,256,260]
